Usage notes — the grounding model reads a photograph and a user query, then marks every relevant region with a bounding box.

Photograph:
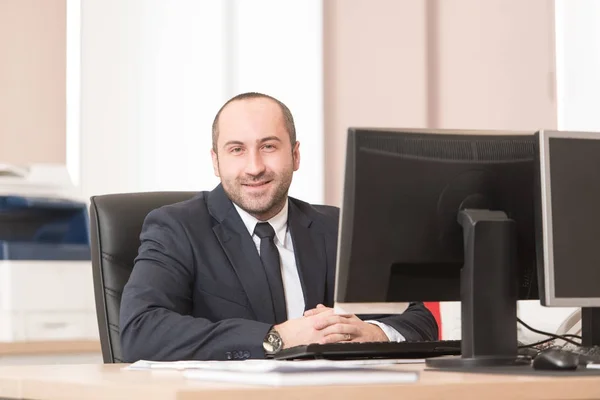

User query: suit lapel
[208,186,276,324]
[288,202,327,311]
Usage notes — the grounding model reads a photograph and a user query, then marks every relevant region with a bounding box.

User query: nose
[245,149,266,176]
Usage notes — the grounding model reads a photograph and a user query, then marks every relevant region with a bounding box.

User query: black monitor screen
[547,136,600,299]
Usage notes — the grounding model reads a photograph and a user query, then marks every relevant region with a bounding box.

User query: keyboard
[273,340,462,360]
[563,345,600,365]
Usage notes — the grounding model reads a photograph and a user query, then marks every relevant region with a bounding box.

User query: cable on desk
[517,318,581,347]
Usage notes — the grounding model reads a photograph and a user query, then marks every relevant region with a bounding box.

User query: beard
[221,168,293,220]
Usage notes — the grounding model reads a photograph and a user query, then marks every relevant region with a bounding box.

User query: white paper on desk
[124,358,424,372]
[181,361,419,386]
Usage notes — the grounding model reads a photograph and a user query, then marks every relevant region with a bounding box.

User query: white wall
[231,0,323,204]
[66,0,80,187]
[0,0,66,165]
[555,0,600,131]
[77,0,323,203]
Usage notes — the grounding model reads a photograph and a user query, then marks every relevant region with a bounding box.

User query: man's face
[211,97,300,220]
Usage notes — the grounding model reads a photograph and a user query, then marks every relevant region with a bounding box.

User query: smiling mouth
[243,180,272,188]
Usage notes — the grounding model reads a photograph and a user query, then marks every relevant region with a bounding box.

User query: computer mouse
[532,349,579,371]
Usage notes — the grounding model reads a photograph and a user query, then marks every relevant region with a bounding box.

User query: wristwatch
[263,327,284,355]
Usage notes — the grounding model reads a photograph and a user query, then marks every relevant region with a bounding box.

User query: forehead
[217,98,287,144]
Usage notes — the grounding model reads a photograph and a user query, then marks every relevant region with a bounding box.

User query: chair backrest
[89,191,196,363]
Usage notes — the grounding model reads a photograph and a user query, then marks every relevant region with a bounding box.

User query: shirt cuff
[366,320,406,342]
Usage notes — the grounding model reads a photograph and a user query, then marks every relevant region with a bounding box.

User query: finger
[335,312,354,318]
[304,304,328,316]
[320,322,360,338]
[304,306,333,317]
[313,315,349,330]
[319,333,352,345]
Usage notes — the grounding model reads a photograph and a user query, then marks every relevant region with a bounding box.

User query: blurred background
[0,0,598,364]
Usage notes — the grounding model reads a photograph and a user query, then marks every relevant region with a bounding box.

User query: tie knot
[254,222,275,239]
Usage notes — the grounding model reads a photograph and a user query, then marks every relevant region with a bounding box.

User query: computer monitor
[536,130,600,347]
[333,127,540,368]
[537,130,600,306]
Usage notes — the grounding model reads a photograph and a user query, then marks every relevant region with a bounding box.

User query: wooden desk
[0,340,100,356]
[0,363,599,400]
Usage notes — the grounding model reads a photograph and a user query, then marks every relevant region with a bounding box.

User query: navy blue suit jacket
[119,184,438,361]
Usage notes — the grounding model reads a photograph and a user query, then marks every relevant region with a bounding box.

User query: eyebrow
[258,136,282,144]
[223,140,244,148]
[222,136,282,148]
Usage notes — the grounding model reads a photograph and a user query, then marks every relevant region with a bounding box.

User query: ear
[292,141,300,172]
[211,148,220,177]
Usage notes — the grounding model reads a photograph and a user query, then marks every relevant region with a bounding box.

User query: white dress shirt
[233,201,405,342]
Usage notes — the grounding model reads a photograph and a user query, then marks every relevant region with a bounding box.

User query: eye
[262,143,277,151]
[230,147,243,154]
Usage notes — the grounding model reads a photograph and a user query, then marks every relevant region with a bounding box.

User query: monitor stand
[426,209,529,369]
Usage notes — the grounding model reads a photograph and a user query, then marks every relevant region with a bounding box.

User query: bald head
[211,92,296,154]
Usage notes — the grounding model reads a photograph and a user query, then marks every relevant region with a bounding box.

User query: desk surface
[0,362,599,400]
[0,340,100,356]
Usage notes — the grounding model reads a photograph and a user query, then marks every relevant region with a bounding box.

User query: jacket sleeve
[119,208,271,362]
[358,302,439,341]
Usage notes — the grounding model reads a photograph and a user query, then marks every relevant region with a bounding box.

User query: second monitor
[334,128,540,368]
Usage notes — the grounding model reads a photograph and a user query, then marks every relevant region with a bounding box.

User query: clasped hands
[274,304,388,349]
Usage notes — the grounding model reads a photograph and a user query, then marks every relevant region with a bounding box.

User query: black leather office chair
[89,191,196,363]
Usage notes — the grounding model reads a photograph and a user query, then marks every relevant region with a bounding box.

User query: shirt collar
[233,200,289,244]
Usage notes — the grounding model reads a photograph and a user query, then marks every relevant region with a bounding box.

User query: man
[119,92,438,362]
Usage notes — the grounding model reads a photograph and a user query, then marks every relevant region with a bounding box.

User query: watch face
[264,332,283,353]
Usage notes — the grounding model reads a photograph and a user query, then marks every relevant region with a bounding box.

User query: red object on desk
[424,302,441,340]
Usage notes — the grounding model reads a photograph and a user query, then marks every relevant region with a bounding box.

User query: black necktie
[254,222,287,324]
